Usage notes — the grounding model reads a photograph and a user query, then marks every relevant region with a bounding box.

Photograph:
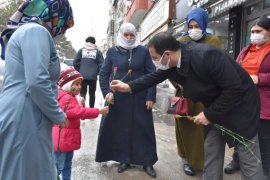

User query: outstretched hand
[110,80,131,93]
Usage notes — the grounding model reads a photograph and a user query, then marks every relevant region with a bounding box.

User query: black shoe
[143,166,157,178]
[117,163,129,173]
[224,160,240,174]
[183,164,195,176]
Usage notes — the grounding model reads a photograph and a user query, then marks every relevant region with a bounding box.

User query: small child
[52,68,108,180]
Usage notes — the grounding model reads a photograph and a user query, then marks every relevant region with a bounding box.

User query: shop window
[207,15,229,51]
[245,18,259,46]
[264,0,270,8]
[246,2,263,16]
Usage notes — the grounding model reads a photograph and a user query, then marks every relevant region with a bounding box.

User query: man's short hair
[147,32,180,55]
[85,36,96,44]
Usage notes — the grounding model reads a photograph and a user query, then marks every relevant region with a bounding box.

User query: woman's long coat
[0,23,65,180]
[95,45,158,166]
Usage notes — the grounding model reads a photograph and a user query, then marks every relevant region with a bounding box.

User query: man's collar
[176,42,190,76]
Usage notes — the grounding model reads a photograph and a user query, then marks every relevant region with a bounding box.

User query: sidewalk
[71,84,241,180]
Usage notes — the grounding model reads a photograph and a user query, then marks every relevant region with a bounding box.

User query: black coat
[129,41,260,147]
[73,47,104,80]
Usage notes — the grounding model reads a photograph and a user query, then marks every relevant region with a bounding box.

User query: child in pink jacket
[52,68,108,180]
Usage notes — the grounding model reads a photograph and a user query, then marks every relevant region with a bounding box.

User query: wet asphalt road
[71,83,241,180]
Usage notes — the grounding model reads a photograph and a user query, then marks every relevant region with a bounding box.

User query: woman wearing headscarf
[171,8,222,176]
[96,22,158,178]
[0,0,74,179]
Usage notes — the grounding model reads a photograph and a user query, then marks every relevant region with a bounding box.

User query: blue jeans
[54,151,74,180]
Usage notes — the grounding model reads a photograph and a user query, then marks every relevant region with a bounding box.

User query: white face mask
[124,37,136,47]
[153,53,171,71]
[188,29,203,41]
[250,33,267,45]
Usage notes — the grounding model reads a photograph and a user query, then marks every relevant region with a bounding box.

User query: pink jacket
[236,44,270,120]
[52,90,100,152]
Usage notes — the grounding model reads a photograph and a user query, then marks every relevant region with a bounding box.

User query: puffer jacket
[73,42,104,80]
[236,44,270,120]
[52,90,100,152]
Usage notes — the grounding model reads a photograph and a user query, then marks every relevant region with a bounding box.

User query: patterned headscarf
[0,0,74,60]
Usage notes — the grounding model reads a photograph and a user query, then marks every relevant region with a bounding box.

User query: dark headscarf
[0,0,74,60]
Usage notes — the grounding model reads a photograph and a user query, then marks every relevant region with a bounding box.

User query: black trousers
[80,79,97,108]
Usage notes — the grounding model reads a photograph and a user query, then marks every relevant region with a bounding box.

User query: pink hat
[58,68,82,91]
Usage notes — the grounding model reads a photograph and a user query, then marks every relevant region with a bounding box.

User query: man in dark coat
[73,36,104,107]
[111,32,264,180]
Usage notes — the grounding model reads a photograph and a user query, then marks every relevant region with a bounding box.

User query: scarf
[116,22,138,50]
[0,0,74,60]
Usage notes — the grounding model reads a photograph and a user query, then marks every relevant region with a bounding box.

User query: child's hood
[58,89,71,100]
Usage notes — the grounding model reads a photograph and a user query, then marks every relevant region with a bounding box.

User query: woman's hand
[105,92,114,104]
[60,115,69,128]
[250,75,258,85]
[146,101,154,110]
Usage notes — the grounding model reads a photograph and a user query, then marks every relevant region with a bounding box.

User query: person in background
[111,32,264,180]
[53,68,108,180]
[224,16,270,180]
[0,0,73,179]
[95,22,158,178]
[73,36,104,108]
[172,7,223,176]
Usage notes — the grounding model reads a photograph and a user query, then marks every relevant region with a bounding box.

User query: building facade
[107,0,133,47]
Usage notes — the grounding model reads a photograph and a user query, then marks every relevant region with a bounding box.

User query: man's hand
[110,80,131,92]
[250,75,258,85]
[146,101,154,110]
[60,115,69,128]
[193,112,210,126]
[105,92,114,104]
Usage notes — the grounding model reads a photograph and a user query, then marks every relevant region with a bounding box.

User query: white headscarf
[117,22,138,50]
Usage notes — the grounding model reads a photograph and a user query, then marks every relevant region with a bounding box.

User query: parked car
[60,62,69,71]
[0,60,5,92]
[63,59,74,67]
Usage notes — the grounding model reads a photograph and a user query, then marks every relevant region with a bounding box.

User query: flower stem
[174,114,261,163]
